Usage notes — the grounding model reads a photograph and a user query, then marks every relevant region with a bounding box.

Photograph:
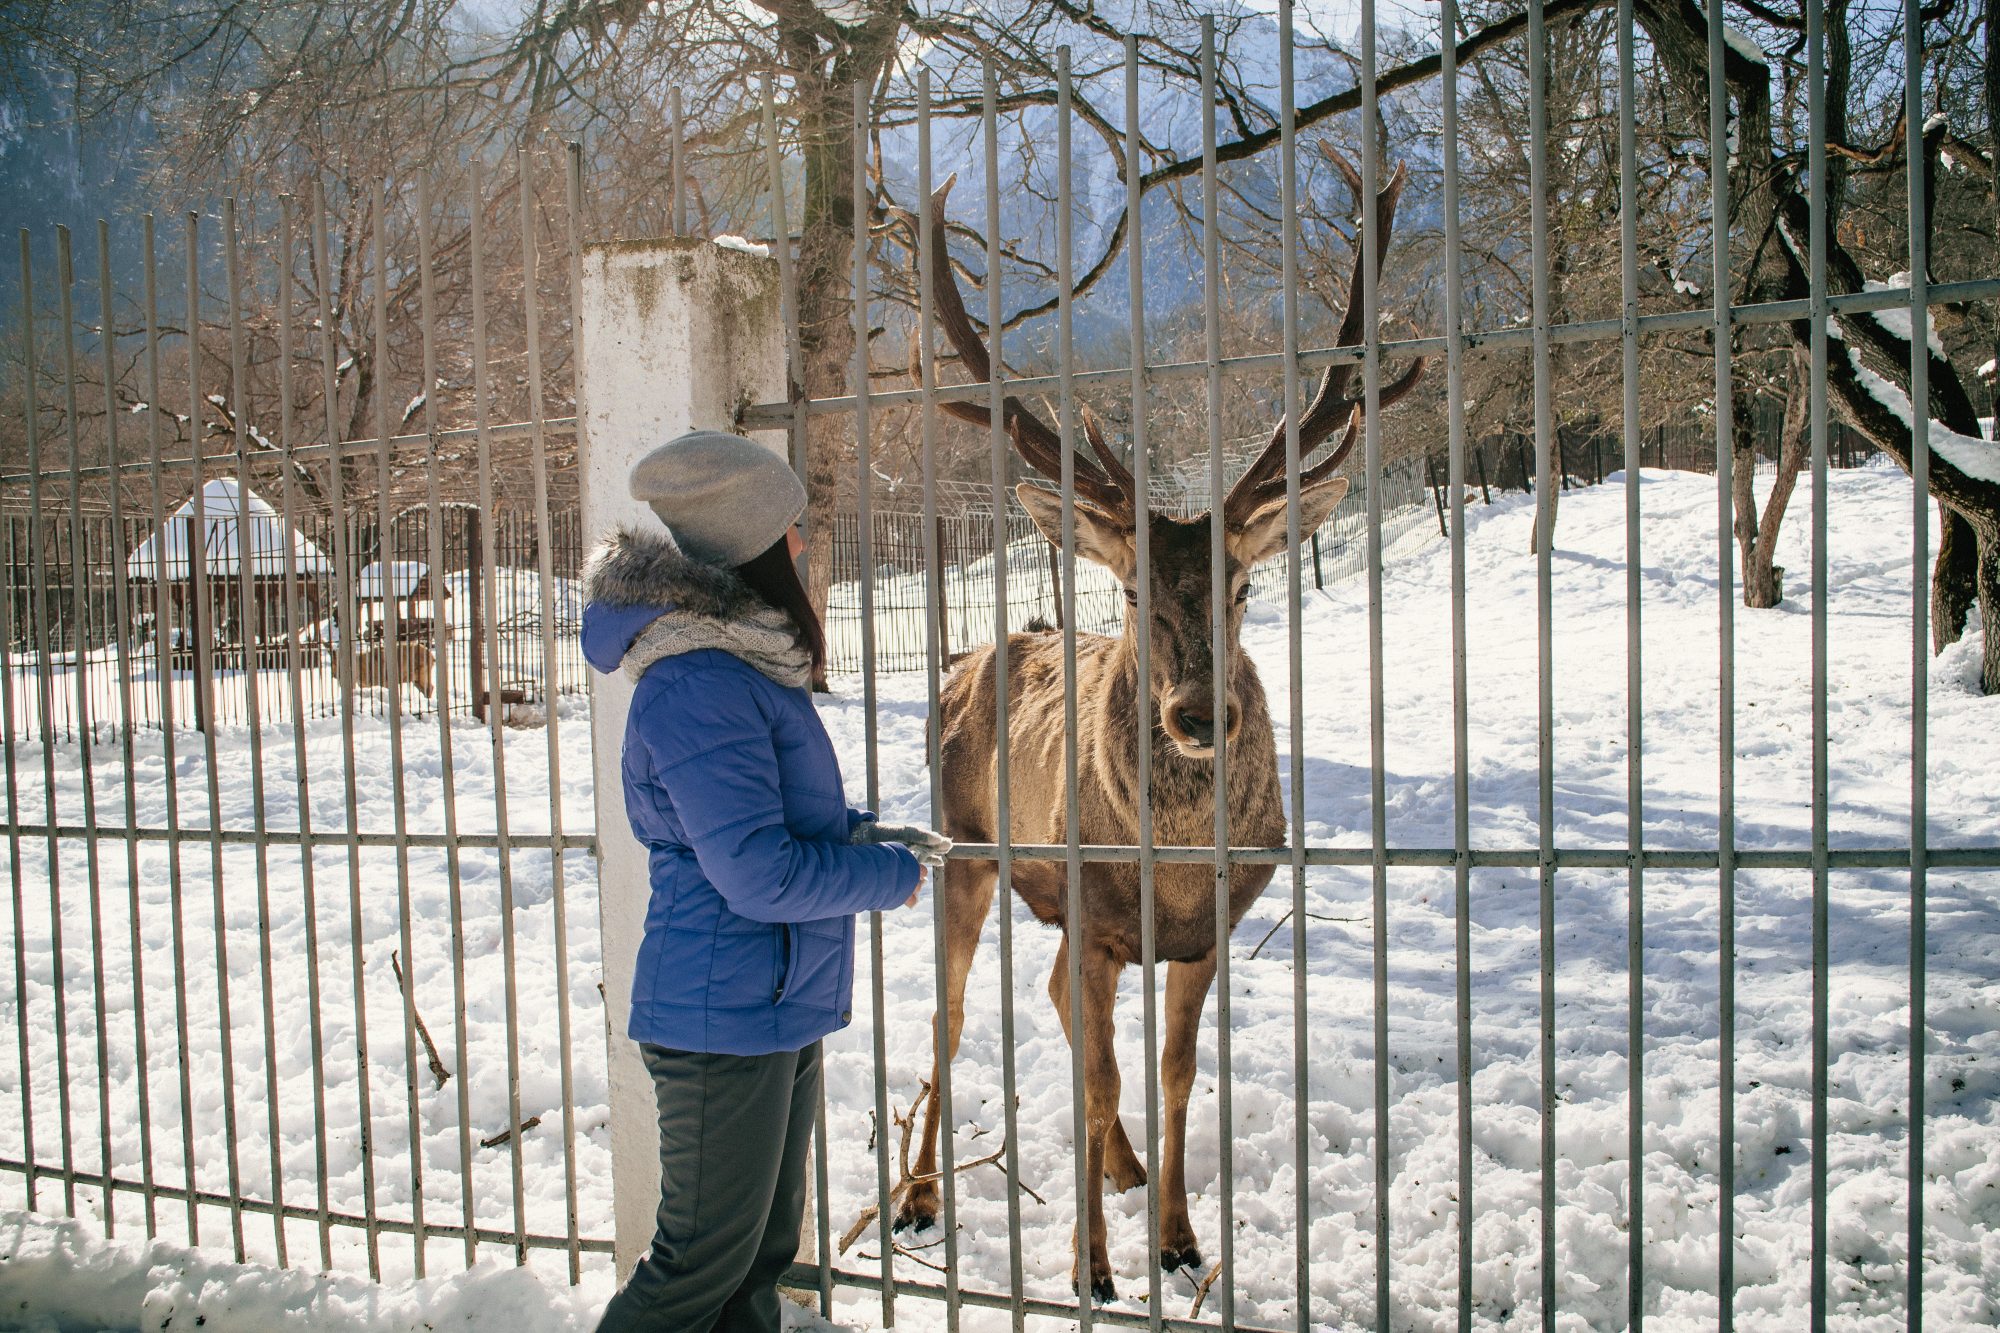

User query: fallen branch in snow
[1188,1260,1225,1317]
[480,1115,542,1149]
[857,1241,949,1274]
[837,1083,1029,1254]
[390,950,450,1089]
[1246,908,1365,960]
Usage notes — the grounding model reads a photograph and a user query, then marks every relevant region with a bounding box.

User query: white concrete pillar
[576,238,787,1276]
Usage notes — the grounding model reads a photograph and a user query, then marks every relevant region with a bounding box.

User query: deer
[898,150,1426,1302]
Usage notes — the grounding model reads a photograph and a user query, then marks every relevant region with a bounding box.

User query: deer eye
[1233,585,1250,604]
[1123,587,1138,605]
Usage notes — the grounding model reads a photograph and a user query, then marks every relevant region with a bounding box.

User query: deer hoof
[1160,1243,1203,1274]
[892,1189,940,1236]
[1083,1272,1117,1304]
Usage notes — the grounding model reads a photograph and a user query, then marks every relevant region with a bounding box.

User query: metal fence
[733,9,1999,1333]
[2,154,604,1286]
[6,0,1999,1328]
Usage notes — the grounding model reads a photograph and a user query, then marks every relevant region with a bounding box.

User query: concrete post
[577,238,787,1277]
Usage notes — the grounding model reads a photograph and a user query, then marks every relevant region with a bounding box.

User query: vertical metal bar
[913,68,961,1329]
[314,181,382,1278]
[1525,0,1558,1323]
[1197,22,1239,1326]
[850,73,894,1329]
[57,223,117,1237]
[143,213,199,1246]
[567,139,596,1281]
[414,171,478,1269]
[519,144,582,1282]
[1358,3,1392,1325]
[1614,4,1646,1327]
[1438,3,1474,1325]
[1703,3,1738,1324]
[187,208,248,1260]
[1054,42,1094,1330]
[3,266,34,1216]
[1901,0,1929,1319]
[22,228,76,1223]
[1123,35,1162,1333]
[1276,4,1313,1323]
[98,219,156,1237]
[982,59,1026,1328]
[368,177,426,1277]
[469,158,531,1265]
[1805,0,1831,1322]
[225,197,289,1265]
[670,87,686,239]
[57,226,116,1232]
[275,195,336,1269]
[756,84,833,1316]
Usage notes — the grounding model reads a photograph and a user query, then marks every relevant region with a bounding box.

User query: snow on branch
[1829,325,2000,486]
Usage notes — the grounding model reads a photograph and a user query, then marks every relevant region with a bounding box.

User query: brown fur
[340,640,436,703]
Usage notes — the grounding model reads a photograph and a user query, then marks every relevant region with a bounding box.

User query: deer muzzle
[1160,689,1240,756]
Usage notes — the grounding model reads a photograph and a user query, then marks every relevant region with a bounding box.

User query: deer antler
[1224,147,1428,520]
[923,176,1134,516]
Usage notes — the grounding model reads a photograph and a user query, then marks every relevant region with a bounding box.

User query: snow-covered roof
[356,560,435,600]
[126,477,333,580]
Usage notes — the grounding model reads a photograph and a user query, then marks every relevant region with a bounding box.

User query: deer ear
[1015,482,1134,575]
[1228,475,1350,567]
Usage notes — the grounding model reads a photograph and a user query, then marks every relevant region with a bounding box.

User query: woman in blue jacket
[583,431,949,1332]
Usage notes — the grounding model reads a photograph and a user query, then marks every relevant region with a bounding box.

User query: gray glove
[851,820,954,869]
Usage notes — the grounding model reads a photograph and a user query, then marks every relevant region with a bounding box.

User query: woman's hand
[906,862,928,908]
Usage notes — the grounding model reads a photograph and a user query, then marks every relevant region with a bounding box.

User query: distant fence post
[577,236,787,1277]
[185,515,210,733]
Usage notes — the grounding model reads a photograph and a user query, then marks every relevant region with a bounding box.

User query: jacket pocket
[774,922,800,1003]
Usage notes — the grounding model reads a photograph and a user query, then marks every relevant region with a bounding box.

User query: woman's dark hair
[735,534,826,677]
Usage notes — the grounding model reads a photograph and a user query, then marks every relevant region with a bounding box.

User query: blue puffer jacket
[581,528,920,1056]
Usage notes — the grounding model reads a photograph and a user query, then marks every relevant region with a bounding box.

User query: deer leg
[893,856,997,1235]
[1051,939,1145,1194]
[1158,953,1216,1273]
[1049,939,1123,1303]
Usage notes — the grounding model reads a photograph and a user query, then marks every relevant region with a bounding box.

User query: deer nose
[1176,704,1216,746]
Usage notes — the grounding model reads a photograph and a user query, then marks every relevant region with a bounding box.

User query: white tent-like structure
[126,477,332,582]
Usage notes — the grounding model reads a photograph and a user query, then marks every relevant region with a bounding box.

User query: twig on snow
[838,1082,1031,1253]
[1246,908,1364,960]
[1188,1260,1225,1318]
[481,1114,542,1149]
[390,949,451,1089]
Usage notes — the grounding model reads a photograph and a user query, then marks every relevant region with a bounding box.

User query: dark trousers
[594,1041,821,1333]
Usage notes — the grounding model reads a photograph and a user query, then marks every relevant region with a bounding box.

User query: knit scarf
[619,603,812,689]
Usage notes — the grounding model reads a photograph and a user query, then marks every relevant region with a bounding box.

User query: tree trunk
[1933,501,1978,652]
[1741,350,1812,609]
[777,13,896,691]
[1977,524,2000,694]
[1730,362,1762,597]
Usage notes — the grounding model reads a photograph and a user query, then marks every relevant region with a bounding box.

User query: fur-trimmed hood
[580,526,776,677]
[581,525,767,618]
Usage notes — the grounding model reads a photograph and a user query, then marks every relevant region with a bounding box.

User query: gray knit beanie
[628,430,807,568]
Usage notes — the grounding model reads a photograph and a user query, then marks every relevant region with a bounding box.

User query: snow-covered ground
[3,462,1996,1330]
